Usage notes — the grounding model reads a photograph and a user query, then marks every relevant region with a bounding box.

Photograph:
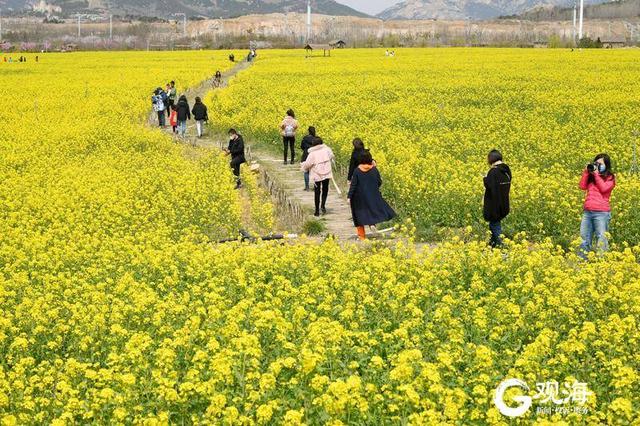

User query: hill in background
[377,0,604,20]
[0,0,370,18]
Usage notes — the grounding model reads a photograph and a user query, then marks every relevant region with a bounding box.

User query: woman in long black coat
[347,151,396,240]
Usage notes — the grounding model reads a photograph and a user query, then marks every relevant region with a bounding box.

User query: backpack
[153,96,164,112]
[284,124,295,137]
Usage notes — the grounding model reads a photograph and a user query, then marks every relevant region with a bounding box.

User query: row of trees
[1,16,638,51]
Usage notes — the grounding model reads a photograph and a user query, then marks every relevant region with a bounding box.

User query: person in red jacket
[579,153,615,258]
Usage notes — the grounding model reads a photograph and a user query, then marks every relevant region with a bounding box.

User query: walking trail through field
[153,60,359,240]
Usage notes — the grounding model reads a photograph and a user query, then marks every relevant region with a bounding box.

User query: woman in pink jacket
[301,138,334,216]
[578,153,615,258]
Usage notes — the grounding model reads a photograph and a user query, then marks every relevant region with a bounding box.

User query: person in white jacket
[301,137,334,216]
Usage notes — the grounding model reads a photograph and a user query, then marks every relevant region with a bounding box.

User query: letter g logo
[494,378,532,418]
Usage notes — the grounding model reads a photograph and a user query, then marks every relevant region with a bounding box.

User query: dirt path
[153,60,359,240]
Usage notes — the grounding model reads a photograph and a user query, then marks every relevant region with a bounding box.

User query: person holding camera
[578,154,616,258]
[483,150,512,248]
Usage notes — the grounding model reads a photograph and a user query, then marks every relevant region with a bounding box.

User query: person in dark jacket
[226,129,246,189]
[347,151,396,241]
[176,95,190,138]
[191,97,209,138]
[483,149,512,248]
[300,126,316,191]
[347,138,366,183]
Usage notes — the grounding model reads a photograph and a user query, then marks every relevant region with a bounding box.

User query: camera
[587,163,598,173]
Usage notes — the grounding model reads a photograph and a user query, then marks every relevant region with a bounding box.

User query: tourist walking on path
[301,138,334,217]
[347,151,396,241]
[226,129,246,189]
[169,105,178,134]
[280,109,299,165]
[300,127,316,191]
[192,97,209,138]
[578,153,616,258]
[483,150,512,248]
[152,88,166,128]
[176,95,191,137]
[347,138,367,184]
[167,81,177,117]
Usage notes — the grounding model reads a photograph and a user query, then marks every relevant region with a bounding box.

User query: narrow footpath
[154,60,359,240]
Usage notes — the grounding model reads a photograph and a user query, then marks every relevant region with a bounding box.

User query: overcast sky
[336,0,404,15]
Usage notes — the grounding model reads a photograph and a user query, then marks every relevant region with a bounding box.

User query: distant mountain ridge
[377,0,604,20]
[0,0,370,18]
[515,0,640,21]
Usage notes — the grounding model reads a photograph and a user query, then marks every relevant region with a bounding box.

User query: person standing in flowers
[579,154,616,258]
[483,150,512,247]
[301,138,334,217]
[280,109,299,165]
[226,129,246,190]
[191,97,209,138]
[176,95,191,137]
[348,151,396,241]
[300,126,317,191]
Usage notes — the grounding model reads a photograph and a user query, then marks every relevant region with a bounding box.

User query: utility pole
[572,2,577,43]
[175,13,187,37]
[109,14,113,40]
[77,14,81,38]
[0,8,3,42]
[306,0,312,42]
[578,0,584,40]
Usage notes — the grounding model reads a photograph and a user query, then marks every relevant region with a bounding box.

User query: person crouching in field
[300,126,317,191]
[579,154,616,258]
[280,109,299,165]
[347,151,396,241]
[152,88,166,128]
[301,138,334,217]
[226,129,246,190]
[483,150,512,248]
[176,95,191,137]
[192,97,209,138]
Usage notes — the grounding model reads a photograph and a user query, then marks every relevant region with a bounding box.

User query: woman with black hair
[300,126,317,191]
[483,149,512,247]
[347,138,366,184]
[301,138,334,216]
[225,129,246,190]
[348,151,396,240]
[579,153,616,258]
[280,109,299,165]
[176,95,191,137]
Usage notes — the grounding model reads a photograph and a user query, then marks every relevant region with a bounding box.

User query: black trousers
[166,99,174,117]
[283,136,295,162]
[314,179,330,213]
[230,157,243,182]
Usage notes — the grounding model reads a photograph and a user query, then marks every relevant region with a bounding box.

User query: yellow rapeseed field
[213,48,640,246]
[0,50,638,424]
